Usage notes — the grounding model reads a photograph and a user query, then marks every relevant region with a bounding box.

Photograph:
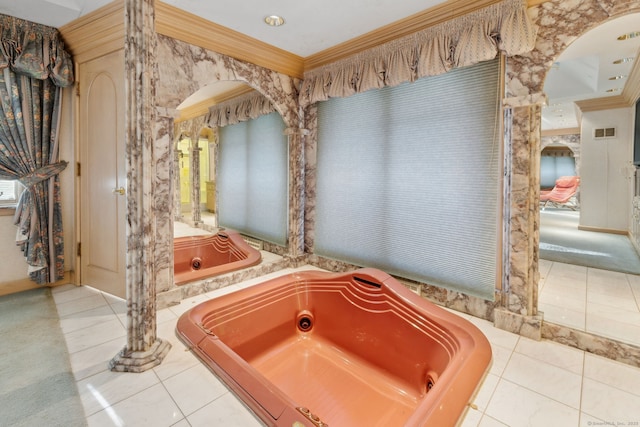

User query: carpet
[0,287,86,427]
[539,208,640,275]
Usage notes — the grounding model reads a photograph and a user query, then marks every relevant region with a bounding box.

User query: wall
[579,107,633,232]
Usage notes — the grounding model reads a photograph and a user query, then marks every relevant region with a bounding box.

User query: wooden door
[79,49,126,298]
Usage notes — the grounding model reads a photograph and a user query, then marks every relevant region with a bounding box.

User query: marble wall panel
[153,34,305,303]
[155,34,301,129]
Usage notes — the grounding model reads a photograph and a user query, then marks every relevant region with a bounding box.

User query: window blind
[0,180,19,206]
[217,112,288,245]
[540,156,576,188]
[315,59,501,300]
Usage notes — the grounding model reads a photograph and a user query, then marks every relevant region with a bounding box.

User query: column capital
[284,127,310,136]
[503,92,546,109]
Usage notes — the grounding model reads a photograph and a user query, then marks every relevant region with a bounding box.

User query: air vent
[594,127,616,139]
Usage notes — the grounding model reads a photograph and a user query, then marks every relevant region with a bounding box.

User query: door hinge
[77,242,81,257]
[76,162,81,177]
[75,81,80,96]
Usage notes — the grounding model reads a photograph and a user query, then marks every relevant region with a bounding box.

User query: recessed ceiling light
[606,88,621,93]
[617,31,640,41]
[613,57,635,64]
[608,75,627,80]
[264,15,285,26]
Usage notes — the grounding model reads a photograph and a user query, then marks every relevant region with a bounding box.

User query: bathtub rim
[176,267,492,426]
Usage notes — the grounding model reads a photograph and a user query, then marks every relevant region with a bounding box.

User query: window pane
[217,112,288,245]
[0,180,17,203]
[315,59,501,300]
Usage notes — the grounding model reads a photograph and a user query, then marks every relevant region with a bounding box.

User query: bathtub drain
[191,257,202,270]
[426,371,438,393]
[296,311,314,332]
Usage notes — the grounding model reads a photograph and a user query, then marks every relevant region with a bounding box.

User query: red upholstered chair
[540,176,580,210]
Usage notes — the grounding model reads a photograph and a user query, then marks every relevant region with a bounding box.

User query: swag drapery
[0,14,74,284]
[206,91,276,128]
[299,0,536,106]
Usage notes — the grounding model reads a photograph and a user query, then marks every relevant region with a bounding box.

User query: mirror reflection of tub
[173,229,262,285]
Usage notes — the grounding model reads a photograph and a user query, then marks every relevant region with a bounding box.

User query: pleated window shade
[315,59,501,300]
[217,112,288,245]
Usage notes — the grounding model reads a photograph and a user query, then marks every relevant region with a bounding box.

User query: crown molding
[155,1,304,79]
[575,94,632,113]
[60,0,548,76]
[59,0,124,64]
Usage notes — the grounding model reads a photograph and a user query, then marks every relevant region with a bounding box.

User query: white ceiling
[543,13,640,130]
[0,0,638,129]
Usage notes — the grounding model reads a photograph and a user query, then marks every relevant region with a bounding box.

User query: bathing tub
[173,230,262,285]
[176,268,492,426]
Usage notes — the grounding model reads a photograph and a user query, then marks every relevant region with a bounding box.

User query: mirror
[174,81,289,247]
[539,13,640,347]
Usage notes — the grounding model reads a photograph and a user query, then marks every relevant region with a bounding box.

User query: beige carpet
[540,208,640,274]
[0,287,86,427]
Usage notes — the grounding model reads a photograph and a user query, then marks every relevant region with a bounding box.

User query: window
[315,58,501,300]
[0,180,23,208]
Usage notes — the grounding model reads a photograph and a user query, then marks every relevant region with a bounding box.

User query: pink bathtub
[173,230,262,285]
[176,268,492,426]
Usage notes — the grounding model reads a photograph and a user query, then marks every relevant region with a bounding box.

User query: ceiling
[0,0,638,129]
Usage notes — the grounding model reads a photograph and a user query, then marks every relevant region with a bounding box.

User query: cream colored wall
[579,107,634,232]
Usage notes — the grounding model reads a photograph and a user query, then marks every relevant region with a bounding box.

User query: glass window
[315,59,501,300]
[0,180,23,208]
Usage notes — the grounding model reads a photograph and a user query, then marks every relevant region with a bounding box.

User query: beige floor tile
[163,363,229,416]
[86,383,184,427]
[502,352,582,408]
[485,379,579,427]
[77,369,160,416]
[581,377,640,422]
[187,393,264,427]
[514,336,584,375]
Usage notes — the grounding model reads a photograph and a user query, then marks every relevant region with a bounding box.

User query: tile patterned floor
[539,259,640,346]
[53,266,640,427]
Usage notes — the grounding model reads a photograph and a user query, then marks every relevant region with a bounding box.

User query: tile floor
[539,259,640,346]
[53,266,640,427]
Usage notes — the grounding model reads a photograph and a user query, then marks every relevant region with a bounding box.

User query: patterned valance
[300,0,536,106]
[0,14,74,87]
[206,90,276,127]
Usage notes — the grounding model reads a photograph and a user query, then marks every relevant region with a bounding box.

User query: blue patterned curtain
[0,14,74,284]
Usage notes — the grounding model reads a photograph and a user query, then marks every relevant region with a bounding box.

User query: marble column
[493,94,546,340]
[191,142,202,225]
[285,127,308,258]
[154,111,176,295]
[173,148,182,221]
[109,0,171,372]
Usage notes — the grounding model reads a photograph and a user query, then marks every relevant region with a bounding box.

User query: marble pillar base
[156,287,182,310]
[109,339,172,373]
[494,308,543,341]
[543,322,640,368]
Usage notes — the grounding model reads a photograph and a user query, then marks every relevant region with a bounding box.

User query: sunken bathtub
[173,230,262,285]
[176,268,492,426]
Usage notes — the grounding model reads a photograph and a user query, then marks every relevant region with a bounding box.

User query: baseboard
[577,225,628,236]
[0,271,75,297]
